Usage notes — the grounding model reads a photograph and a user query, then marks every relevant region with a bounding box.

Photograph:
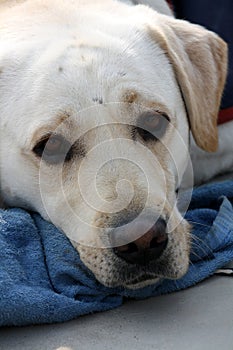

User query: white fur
[191,122,233,184]
[0,0,230,288]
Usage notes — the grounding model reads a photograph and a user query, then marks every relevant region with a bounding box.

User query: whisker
[188,259,195,268]
[190,234,212,255]
[187,220,212,229]
[189,240,212,258]
[189,233,212,252]
[189,250,208,261]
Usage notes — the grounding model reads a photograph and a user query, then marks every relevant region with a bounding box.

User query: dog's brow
[123,90,138,104]
[54,111,71,125]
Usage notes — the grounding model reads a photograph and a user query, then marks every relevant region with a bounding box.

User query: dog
[0,0,231,289]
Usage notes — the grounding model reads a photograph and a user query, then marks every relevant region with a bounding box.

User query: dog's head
[0,1,227,288]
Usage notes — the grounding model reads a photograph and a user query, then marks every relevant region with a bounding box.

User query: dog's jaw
[72,213,190,289]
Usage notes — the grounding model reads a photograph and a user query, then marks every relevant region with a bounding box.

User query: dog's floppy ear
[148,16,228,152]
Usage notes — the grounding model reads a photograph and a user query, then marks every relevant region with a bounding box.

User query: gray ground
[0,273,233,350]
[0,174,232,350]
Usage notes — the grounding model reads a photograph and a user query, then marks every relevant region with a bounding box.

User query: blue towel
[0,181,233,326]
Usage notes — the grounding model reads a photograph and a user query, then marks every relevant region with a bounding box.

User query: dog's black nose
[114,218,168,265]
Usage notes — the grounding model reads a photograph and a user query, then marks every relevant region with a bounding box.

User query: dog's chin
[122,275,161,290]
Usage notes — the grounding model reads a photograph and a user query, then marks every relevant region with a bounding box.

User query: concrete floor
[0,273,233,350]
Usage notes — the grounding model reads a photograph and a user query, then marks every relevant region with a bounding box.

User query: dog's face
[0,1,227,288]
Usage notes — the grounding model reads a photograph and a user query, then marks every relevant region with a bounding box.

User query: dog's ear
[148,16,228,152]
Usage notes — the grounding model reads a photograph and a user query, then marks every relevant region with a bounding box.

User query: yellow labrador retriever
[0,0,229,288]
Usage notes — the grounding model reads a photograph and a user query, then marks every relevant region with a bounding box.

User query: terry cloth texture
[0,181,233,326]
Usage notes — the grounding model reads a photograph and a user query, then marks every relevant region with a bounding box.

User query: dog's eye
[33,134,72,164]
[136,112,170,142]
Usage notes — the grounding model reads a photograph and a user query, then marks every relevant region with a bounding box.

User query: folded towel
[0,180,233,326]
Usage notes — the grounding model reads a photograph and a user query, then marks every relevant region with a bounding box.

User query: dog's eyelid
[32,133,86,164]
[150,110,170,121]
[32,133,72,161]
[32,134,50,155]
[31,132,53,150]
[135,110,171,142]
[136,108,171,123]
[32,132,66,148]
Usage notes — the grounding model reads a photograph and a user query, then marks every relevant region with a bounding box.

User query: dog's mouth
[76,212,190,289]
[123,273,161,289]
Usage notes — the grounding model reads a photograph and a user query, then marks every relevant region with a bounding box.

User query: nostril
[150,235,168,256]
[150,233,168,248]
[127,242,138,253]
[114,217,168,265]
[114,243,143,265]
[116,242,137,254]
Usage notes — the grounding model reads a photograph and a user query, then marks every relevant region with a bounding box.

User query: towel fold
[0,180,233,326]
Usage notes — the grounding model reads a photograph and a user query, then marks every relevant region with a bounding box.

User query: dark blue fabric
[172,0,233,110]
[0,181,233,326]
